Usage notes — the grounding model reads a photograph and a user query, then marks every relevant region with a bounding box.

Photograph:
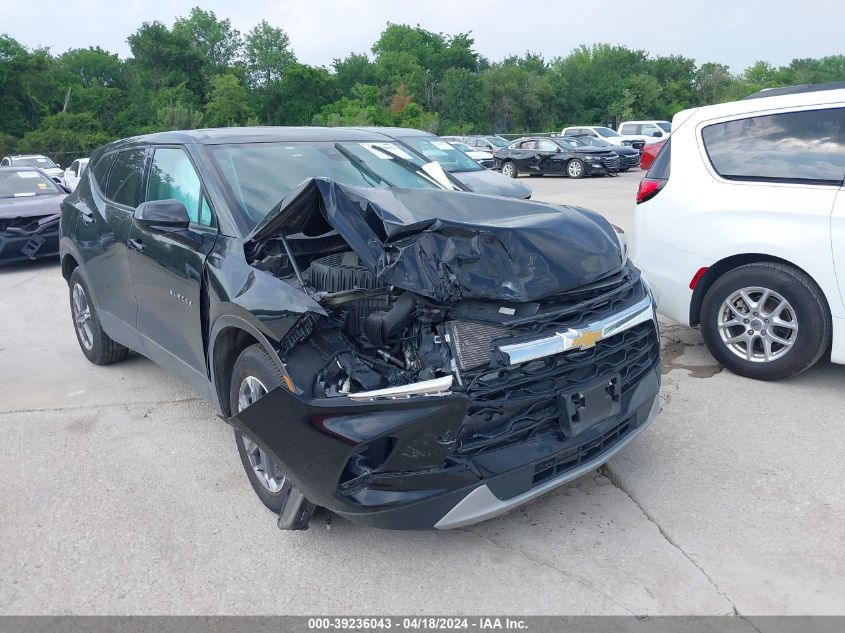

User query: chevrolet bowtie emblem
[568,328,603,350]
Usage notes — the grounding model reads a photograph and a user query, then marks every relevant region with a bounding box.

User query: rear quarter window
[702,107,845,185]
[91,153,116,189]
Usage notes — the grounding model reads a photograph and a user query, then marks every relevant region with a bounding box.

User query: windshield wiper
[333,143,394,188]
[364,145,462,190]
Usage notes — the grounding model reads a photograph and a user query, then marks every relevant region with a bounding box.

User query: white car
[62,158,89,191]
[448,141,495,168]
[561,126,642,148]
[634,85,845,380]
[616,121,670,145]
[1,154,64,181]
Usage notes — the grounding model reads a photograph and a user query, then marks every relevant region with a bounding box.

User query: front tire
[566,159,585,178]
[68,268,128,365]
[501,161,518,178]
[230,343,313,529]
[700,263,830,380]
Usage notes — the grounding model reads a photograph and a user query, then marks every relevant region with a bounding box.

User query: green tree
[244,20,296,87]
[205,74,254,126]
[262,64,338,125]
[173,7,242,68]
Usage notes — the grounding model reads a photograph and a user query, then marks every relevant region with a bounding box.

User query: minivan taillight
[636,178,663,204]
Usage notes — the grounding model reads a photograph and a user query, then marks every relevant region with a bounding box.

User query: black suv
[60,127,661,530]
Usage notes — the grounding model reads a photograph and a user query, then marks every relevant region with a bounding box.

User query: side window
[104,149,145,208]
[147,147,215,227]
[619,124,638,135]
[641,124,660,137]
[92,153,116,189]
[538,139,559,151]
[520,140,538,150]
[702,107,845,185]
[70,160,79,175]
[1,158,9,167]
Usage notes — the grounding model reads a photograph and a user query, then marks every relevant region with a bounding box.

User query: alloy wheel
[71,283,94,351]
[717,286,798,363]
[567,161,583,177]
[237,375,286,493]
[502,162,514,177]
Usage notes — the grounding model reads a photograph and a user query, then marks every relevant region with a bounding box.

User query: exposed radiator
[446,320,509,371]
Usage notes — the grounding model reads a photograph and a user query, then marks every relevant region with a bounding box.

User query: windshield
[0,170,61,198]
[576,136,609,147]
[207,141,442,229]
[594,127,621,138]
[395,136,482,173]
[657,121,672,133]
[11,156,58,169]
[486,136,510,147]
[451,142,472,152]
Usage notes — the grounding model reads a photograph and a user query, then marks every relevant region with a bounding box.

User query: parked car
[460,135,511,152]
[561,126,645,150]
[634,85,845,380]
[449,140,495,168]
[0,167,66,264]
[357,127,531,199]
[494,136,621,178]
[63,158,89,191]
[617,121,670,145]
[60,126,660,530]
[567,135,640,171]
[1,154,64,182]
[639,139,666,171]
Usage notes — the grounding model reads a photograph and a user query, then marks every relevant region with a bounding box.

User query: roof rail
[743,82,845,100]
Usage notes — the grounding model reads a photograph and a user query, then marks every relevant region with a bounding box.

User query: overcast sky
[0,0,840,72]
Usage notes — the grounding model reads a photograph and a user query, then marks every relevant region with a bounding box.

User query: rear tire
[700,263,830,380]
[68,268,128,365]
[230,343,313,529]
[501,161,518,178]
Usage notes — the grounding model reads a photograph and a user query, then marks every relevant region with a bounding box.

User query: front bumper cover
[228,354,660,530]
[0,216,60,265]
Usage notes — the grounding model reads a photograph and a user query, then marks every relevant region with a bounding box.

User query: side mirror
[134,199,190,231]
[51,176,63,184]
[652,131,662,137]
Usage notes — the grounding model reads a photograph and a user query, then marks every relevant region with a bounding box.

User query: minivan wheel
[567,159,585,178]
[501,161,518,178]
[68,268,128,365]
[230,344,312,528]
[700,263,830,380]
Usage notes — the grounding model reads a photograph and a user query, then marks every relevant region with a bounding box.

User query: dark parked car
[0,167,67,264]
[495,137,621,178]
[60,127,660,531]
[568,135,640,171]
[358,128,532,199]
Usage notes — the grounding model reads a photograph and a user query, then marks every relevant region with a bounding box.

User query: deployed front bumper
[228,302,661,530]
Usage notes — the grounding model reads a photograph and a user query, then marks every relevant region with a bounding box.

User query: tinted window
[702,108,845,185]
[92,153,116,189]
[619,124,639,135]
[104,150,145,207]
[147,148,213,226]
[657,121,672,133]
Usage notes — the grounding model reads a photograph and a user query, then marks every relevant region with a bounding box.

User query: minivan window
[702,107,845,185]
[104,149,145,207]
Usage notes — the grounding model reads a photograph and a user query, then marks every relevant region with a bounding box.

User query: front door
[537,139,568,174]
[127,147,218,391]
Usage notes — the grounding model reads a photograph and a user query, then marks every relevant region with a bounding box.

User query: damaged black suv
[59,127,660,530]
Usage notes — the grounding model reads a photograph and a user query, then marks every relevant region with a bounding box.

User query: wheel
[68,268,128,365]
[566,159,585,178]
[700,263,831,380]
[230,343,313,529]
[501,161,518,178]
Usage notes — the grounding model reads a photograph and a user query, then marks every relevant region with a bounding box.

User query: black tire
[566,159,586,179]
[230,344,312,528]
[68,268,128,365]
[700,263,831,380]
[501,160,518,178]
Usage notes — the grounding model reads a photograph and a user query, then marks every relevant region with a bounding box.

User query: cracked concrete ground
[1,172,843,615]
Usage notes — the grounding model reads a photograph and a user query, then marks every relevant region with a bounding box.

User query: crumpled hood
[0,193,65,219]
[246,178,624,303]
[450,169,532,199]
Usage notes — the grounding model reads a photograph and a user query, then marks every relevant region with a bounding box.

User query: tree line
[2,7,844,162]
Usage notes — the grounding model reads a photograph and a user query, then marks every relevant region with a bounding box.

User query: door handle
[128,238,145,253]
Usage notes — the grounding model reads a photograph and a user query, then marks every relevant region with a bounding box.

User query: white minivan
[634,84,845,380]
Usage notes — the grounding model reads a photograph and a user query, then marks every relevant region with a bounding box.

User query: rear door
[127,146,218,391]
[77,149,146,341]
